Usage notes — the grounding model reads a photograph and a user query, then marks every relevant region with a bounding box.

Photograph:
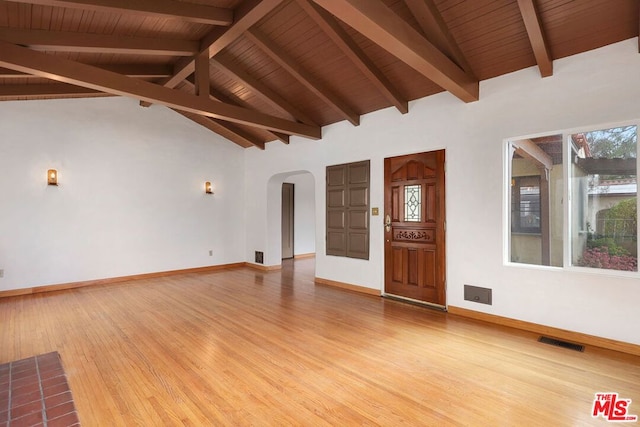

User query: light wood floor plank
[1,258,638,425]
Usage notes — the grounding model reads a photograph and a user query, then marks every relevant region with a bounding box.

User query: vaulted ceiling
[0,0,638,149]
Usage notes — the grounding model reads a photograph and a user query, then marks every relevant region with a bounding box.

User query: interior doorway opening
[266,171,316,272]
[282,182,294,259]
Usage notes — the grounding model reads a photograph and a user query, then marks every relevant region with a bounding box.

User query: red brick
[41,375,68,390]
[11,399,42,419]
[38,361,62,373]
[11,374,39,390]
[43,382,70,399]
[46,401,76,421]
[0,390,9,407]
[11,381,40,397]
[11,409,44,426]
[44,391,72,409]
[46,411,79,427]
[11,359,36,374]
[11,389,43,408]
[40,367,65,381]
[36,352,59,363]
[12,368,38,381]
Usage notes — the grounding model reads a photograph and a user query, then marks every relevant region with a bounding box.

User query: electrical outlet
[208,250,213,256]
[255,251,264,264]
[0,269,4,278]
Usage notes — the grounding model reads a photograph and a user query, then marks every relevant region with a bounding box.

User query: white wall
[244,39,640,345]
[0,97,245,290]
[287,173,315,256]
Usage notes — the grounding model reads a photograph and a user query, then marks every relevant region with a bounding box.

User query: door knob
[384,214,391,232]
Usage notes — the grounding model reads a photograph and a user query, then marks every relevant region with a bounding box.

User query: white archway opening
[265,170,316,270]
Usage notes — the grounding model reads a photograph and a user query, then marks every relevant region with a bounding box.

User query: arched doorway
[265,171,316,272]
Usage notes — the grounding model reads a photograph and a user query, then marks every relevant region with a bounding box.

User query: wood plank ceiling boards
[0,0,637,148]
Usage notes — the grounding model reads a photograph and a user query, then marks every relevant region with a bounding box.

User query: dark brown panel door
[326,164,347,256]
[326,160,370,259]
[384,151,446,306]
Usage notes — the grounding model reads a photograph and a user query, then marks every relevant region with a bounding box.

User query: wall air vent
[538,336,584,352]
[464,285,492,305]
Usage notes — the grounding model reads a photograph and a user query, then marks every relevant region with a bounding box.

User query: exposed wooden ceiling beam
[194,52,210,98]
[0,40,321,139]
[205,86,289,145]
[0,82,110,100]
[184,76,289,145]
[5,0,233,26]
[0,28,198,56]
[403,0,475,77]
[160,0,283,90]
[176,110,265,150]
[212,57,317,127]
[517,0,553,77]
[100,64,172,79]
[246,29,360,126]
[0,64,172,79]
[296,0,408,114]
[312,0,478,103]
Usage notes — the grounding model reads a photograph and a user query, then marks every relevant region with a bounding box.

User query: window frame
[504,119,640,277]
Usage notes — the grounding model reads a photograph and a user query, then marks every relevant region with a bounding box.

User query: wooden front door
[384,150,446,306]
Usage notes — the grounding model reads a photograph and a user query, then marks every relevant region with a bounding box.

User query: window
[508,135,563,267]
[506,124,639,272]
[570,126,637,272]
[404,184,422,222]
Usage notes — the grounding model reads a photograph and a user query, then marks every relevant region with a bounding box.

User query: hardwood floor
[1,258,639,426]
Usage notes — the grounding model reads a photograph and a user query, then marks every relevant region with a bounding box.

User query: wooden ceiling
[0,0,638,149]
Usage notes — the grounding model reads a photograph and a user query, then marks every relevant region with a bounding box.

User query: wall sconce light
[47,169,58,186]
[205,181,213,194]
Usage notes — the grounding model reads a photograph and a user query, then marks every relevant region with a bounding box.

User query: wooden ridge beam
[517,0,553,77]
[184,76,289,145]
[212,57,317,127]
[208,89,289,145]
[296,0,408,114]
[160,0,284,90]
[403,0,475,76]
[205,85,290,145]
[0,40,321,139]
[312,0,478,103]
[0,28,198,56]
[176,110,265,150]
[6,0,233,26]
[246,28,360,126]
